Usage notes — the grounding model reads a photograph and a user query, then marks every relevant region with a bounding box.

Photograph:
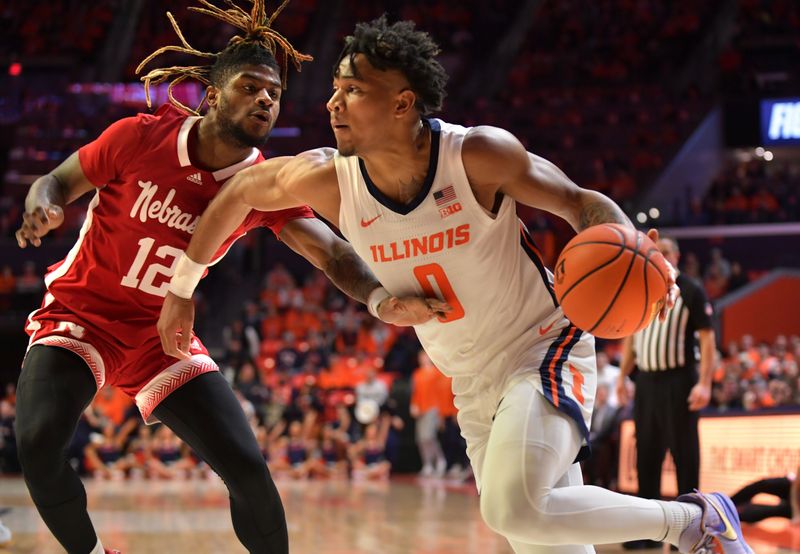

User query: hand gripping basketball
[553,224,672,339]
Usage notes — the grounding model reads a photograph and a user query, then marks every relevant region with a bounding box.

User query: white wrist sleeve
[367,286,392,318]
[168,253,207,299]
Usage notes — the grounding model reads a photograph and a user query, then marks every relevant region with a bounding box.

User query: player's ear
[206,85,220,109]
[395,89,417,118]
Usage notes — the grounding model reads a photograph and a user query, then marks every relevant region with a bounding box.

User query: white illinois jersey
[335,118,596,454]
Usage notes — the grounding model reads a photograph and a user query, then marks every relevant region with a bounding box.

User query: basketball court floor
[2,476,798,553]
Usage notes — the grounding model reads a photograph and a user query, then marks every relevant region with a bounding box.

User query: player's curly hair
[334,15,448,115]
[136,0,312,115]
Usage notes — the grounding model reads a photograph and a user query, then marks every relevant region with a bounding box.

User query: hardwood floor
[1,476,796,553]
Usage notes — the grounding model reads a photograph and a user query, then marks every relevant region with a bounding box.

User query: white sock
[656,500,703,546]
[88,538,104,554]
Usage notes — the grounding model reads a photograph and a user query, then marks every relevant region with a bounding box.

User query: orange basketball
[553,223,670,339]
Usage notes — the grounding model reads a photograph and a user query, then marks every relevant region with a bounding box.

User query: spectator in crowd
[83,421,129,480]
[355,368,389,408]
[350,419,391,481]
[596,350,622,408]
[0,399,18,474]
[701,159,800,225]
[147,426,196,480]
[584,383,620,489]
[235,361,270,421]
[706,248,731,281]
[436,372,470,481]
[3,383,15,407]
[124,425,155,479]
[270,421,312,480]
[0,265,15,312]
[223,319,260,365]
[727,262,749,292]
[308,424,348,479]
[410,351,447,478]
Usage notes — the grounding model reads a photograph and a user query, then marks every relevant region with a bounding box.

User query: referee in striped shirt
[618,236,716,517]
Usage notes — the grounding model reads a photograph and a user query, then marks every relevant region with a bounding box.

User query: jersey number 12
[120,237,183,297]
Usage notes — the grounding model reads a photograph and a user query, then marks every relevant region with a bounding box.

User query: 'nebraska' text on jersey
[31,104,312,346]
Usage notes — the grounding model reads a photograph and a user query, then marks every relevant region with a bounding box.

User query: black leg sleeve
[153,371,288,554]
[738,502,792,523]
[15,346,99,554]
[732,477,792,505]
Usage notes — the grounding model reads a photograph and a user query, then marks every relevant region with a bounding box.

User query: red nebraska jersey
[36,104,312,346]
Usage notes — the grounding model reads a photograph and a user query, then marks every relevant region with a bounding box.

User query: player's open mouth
[250,112,270,124]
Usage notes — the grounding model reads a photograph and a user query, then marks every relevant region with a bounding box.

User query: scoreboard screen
[761,98,800,145]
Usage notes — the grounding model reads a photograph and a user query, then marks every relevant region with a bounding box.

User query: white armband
[367,286,392,318]
[168,253,207,299]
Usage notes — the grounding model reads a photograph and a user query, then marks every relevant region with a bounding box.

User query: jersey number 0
[413,263,465,323]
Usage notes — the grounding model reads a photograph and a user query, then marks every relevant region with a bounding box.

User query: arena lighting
[764,150,774,161]
[754,146,765,157]
[636,212,648,224]
[269,127,301,138]
[648,207,660,219]
[8,62,21,76]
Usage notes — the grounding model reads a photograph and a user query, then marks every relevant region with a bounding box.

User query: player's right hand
[377,296,452,326]
[15,205,64,248]
[158,292,195,360]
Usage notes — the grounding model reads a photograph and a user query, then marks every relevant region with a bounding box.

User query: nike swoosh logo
[360,215,381,227]
[706,495,739,541]
[538,322,555,335]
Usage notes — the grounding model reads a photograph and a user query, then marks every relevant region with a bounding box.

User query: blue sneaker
[676,491,754,553]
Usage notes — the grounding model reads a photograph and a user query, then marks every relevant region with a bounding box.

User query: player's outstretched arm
[279,218,451,326]
[188,156,301,264]
[462,125,677,317]
[16,152,96,248]
[462,126,632,232]
[158,156,299,358]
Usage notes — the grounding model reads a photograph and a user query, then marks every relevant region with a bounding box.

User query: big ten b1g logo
[439,202,462,219]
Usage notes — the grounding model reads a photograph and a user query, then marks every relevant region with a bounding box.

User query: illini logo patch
[555,258,566,285]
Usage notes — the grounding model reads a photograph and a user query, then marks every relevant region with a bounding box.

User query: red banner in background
[618,413,800,497]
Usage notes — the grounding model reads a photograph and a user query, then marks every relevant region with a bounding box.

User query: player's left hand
[158,292,195,359]
[377,296,452,326]
[647,228,679,321]
[687,382,711,411]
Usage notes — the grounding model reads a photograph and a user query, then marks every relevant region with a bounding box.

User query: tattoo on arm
[578,200,631,231]
[323,244,381,304]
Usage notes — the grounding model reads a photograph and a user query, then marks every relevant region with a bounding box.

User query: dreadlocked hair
[335,15,448,115]
[136,0,313,115]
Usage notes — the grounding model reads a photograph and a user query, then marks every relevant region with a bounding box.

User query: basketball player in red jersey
[163,16,753,554]
[13,5,440,554]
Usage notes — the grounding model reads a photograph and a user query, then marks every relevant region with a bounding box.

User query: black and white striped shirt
[632,274,713,372]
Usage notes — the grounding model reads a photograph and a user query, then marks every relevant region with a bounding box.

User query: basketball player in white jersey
[160,16,753,554]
